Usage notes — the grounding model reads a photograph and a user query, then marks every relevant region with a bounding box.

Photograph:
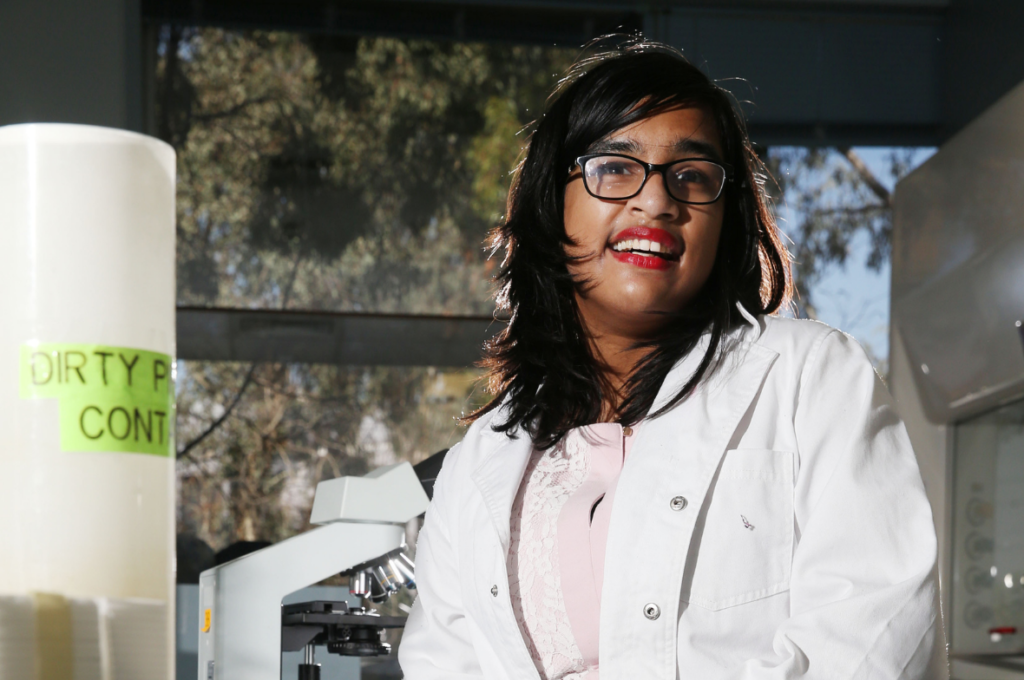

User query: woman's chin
[587,301,684,338]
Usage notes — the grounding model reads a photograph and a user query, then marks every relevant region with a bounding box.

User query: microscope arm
[197,461,429,680]
[199,522,406,680]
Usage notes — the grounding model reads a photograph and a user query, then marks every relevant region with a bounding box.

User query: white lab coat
[400,312,946,679]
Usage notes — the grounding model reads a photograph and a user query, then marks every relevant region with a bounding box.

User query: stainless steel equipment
[892,75,1024,679]
[951,401,1024,654]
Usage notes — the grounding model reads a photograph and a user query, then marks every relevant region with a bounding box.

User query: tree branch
[837,147,891,207]
[194,96,276,123]
[175,251,305,463]
[809,203,888,218]
[177,363,256,462]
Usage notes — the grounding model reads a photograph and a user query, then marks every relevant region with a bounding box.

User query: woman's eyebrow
[672,138,722,161]
[587,137,723,160]
[587,138,643,154]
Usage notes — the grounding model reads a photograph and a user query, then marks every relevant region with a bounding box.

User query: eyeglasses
[574,153,733,205]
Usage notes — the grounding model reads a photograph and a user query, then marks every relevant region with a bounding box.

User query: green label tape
[20,343,174,457]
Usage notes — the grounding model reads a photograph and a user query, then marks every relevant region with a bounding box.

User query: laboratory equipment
[0,123,176,680]
[197,460,430,680]
[892,76,1024,677]
[950,402,1024,654]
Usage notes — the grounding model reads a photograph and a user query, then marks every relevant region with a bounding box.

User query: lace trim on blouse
[508,424,635,680]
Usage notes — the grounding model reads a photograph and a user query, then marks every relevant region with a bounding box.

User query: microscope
[197,455,444,680]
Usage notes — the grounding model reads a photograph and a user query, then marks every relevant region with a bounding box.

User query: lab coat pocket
[682,448,794,611]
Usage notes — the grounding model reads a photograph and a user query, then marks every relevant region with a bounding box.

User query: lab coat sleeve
[399,443,485,679]
[737,330,942,679]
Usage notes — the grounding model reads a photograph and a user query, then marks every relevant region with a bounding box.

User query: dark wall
[943,0,1024,139]
[0,0,143,131]
[655,5,945,147]
[5,0,1024,145]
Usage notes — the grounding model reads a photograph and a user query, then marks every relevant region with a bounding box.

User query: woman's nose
[627,171,680,220]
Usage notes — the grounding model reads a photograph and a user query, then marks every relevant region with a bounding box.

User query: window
[158,27,572,551]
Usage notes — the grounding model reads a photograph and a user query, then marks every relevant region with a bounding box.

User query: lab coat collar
[735,300,765,341]
[649,304,766,413]
[470,305,772,555]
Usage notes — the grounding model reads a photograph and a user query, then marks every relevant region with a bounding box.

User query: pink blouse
[507,423,638,680]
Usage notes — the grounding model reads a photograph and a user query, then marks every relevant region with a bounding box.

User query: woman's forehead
[589,107,723,159]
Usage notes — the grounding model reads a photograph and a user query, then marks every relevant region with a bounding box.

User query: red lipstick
[608,226,681,271]
[611,250,673,270]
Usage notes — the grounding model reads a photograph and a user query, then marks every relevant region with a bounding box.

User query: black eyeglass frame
[573,153,734,205]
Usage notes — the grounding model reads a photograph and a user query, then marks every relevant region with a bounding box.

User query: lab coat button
[669,496,688,511]
[491,585,499,597]
[643,603,661,620]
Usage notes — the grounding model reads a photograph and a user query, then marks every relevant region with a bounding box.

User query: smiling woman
[564,108,728,374]
[474,43,788,442]
[399,39,944,680]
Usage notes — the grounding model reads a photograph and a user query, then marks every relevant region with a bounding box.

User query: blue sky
[779,147,936,368]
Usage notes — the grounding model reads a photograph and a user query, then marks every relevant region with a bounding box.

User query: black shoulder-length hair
[468,39,792,449]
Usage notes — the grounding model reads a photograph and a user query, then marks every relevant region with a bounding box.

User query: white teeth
[611,238,669,256]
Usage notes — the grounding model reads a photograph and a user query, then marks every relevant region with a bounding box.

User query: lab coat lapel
[469,418,534,554]
[600,331,779,679]
[661,335,779,477]
[464,418,543,680]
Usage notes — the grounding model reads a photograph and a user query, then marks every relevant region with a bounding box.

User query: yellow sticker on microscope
[20,343,174,457]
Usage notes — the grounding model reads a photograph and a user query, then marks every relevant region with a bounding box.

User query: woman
[399,41,942,679]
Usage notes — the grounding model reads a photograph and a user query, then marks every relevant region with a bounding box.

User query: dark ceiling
[141,0,1024,147]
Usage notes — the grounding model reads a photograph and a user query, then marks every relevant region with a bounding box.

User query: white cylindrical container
[0,124,176,679]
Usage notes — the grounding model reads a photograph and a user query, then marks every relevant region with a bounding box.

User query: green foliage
[161,28,573,312]
[468,96,526,224]
[161,28,571,549]
[176,361,489,546]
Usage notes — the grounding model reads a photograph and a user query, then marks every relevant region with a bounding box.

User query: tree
[767,146,920,318]
[161,28,573,550]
